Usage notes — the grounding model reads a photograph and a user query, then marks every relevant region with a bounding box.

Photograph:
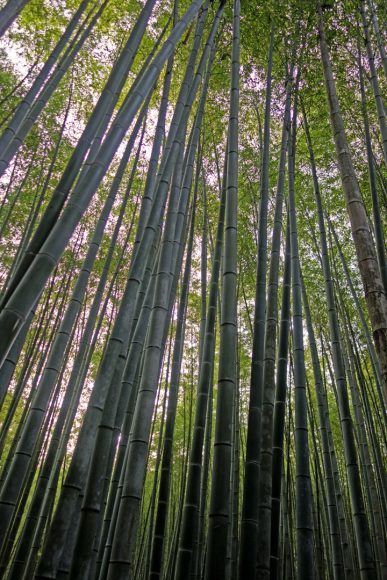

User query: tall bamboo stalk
[318,1,387,405]
[204,0,239,577]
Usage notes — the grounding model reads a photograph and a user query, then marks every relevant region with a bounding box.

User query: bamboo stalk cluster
[0,0,385,579]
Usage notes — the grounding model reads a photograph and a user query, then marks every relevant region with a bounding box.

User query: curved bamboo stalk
[318,1,387,407]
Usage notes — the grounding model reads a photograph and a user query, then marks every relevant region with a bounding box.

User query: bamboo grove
[0,0,385,578]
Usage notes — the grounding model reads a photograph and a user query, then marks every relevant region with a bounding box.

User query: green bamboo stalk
[270,214,291,579]
[301,274,345,579]
[0,0,30,37]
[318,0,387,406]
[256,52,294,578]
[239,21,274,578]
[0,0,205,368]
[288,89,315,579]
[204,1,239,576]
[360,0,387,165]
[302,99,375,578]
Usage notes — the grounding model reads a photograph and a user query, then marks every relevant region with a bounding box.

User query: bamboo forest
[0,0,387,578]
